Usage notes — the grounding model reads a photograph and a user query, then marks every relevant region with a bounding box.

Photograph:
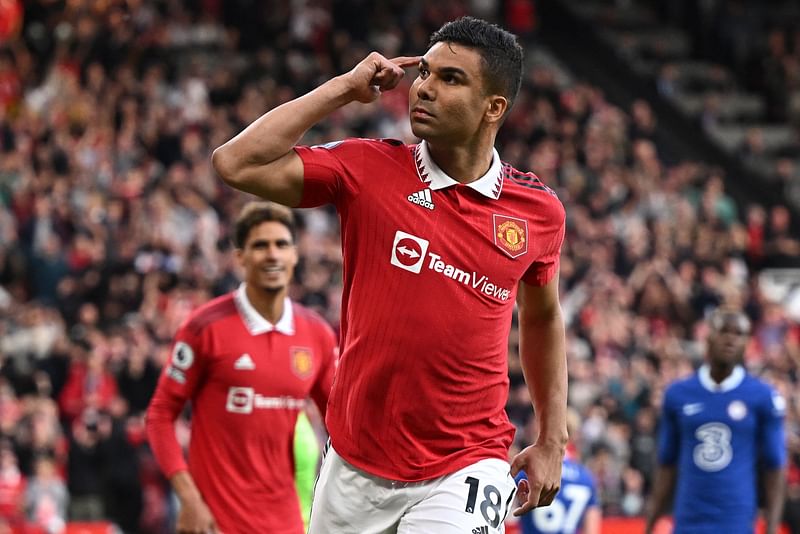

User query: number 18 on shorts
[308,448,518,534]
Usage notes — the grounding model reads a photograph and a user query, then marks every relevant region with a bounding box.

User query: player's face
[707,314,750,366]
[237,221,298,294]
[409,42,493,144]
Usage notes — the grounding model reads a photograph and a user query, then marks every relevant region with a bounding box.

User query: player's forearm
[212,76,354,181]
[582,506,602,534]
[763,467,787,534]
[645,465,677,533]
[170,470,203,503]
[518,309,568,449]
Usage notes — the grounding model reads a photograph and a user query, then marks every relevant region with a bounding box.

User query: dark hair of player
[233,201,296,248]
[428,16,524,114]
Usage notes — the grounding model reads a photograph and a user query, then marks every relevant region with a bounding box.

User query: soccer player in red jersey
[213,17,567,533]
[145,202,337,534]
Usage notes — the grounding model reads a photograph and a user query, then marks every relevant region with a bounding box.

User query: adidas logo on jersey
[471,527,488,534]
[234,353,256,370]
[407,189,434,210]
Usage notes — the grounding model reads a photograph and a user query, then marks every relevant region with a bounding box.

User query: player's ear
[485,95,508,124]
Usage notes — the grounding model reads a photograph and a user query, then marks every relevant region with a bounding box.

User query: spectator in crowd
[58,342,118,423]
[25,454,67,534]
[0,442,24,527]
[66,409,105,521]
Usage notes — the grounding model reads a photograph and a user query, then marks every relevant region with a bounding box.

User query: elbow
[211,144,241,188]
[764,456,787,472]
[144,399,172,431]
[143,403,159,433]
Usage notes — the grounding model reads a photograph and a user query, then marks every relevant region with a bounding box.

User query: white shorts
[308,446,517,534]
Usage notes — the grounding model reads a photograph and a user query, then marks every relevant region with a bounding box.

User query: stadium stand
[558,0,800,214]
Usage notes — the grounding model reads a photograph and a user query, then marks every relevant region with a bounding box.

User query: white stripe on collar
[698,364,745,393]
[413,141,503,199]
[233,283,294,335]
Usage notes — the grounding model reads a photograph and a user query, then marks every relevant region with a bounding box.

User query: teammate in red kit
[145,202,337,534]
[213,16,567,534]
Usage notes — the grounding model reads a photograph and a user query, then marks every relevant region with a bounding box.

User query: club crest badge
[493,214,528,258]
[291,347,314,379]
[728,400,748,421]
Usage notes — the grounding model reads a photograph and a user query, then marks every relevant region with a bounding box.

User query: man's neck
[244,284,285,324]
[709,362,735,384]
[426,136,495,185]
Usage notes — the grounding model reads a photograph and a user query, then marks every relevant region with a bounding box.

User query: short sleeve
[657,386,680,465]
[586,470,599,507]
[759,387,787,469]
[294,139,367,209]
[522,209,565,287]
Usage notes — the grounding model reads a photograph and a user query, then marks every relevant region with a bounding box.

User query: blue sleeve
[515,471,528,484]
[585,469,599,507]
[657,386,680,465]
[759,388,787,469]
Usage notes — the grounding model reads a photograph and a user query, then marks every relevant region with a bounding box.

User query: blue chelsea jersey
[658,365,786,534]
[516,458,598,534]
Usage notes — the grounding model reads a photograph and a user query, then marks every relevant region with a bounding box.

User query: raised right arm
[211,53,420,207]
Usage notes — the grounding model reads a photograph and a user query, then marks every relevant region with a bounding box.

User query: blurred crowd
[651,0,800,210]
[0,0,797,532]
[660,0,800,124]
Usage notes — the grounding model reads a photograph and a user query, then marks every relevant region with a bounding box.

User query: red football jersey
[296,139,565,481]
[146,286,337,534]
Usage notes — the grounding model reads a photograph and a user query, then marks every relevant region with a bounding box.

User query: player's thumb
[509,453,525,477]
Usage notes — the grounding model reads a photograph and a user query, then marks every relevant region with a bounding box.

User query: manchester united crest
[290,347,314,379]
[493,214,528,258]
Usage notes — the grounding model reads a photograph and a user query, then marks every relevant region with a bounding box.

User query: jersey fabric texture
[295,139,565,481]
[515,459,598,534]
[146,285,337,534]
[658,365,786,534]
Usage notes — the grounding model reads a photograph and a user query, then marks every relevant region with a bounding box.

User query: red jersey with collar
[296,139,565,481]
[146,291,337,534]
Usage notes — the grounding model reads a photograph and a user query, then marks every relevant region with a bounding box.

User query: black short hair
[233,201,296,249]
[429,16,524,112]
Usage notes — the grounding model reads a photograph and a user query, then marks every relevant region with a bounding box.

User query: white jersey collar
[414,141,503,199]
[233,283,294,335]
[698,364,745,393]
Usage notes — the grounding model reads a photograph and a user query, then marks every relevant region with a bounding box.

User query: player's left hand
[510,442,565,516]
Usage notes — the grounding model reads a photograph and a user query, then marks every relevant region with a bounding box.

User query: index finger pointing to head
[391,56,422,68]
